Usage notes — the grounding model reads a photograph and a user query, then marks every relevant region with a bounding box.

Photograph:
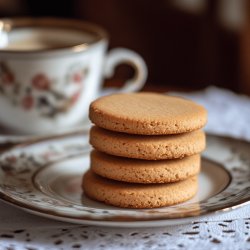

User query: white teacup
[0,18,147,134]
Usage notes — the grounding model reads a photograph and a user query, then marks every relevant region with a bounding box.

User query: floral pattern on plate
[0,134,250,227]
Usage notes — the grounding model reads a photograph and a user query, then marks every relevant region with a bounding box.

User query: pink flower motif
[2,73,14,85]
[32,74,50,90]
[72,72,83,84]
[6,156,16,163]
[41,152,58,161]
[22,95,34,110]
[70,91,81,105]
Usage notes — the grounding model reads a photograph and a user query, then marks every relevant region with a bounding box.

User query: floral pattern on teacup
[0,62,89,118]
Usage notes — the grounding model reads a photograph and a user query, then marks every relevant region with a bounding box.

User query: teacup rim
[0,17,108,54]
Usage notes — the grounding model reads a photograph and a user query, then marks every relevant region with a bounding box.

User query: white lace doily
[171,86,250,141]
[0,86,250,250]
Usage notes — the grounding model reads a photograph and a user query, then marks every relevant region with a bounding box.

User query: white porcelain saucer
[0,118,91,144]
[0,134,249,227]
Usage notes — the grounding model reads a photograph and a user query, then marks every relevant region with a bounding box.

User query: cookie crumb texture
[89,93,207,135]
[90,126,206,160]
[82,170,198,208]
[91,150,200,183]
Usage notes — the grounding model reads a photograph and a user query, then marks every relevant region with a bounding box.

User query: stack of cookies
[83,93,207,208]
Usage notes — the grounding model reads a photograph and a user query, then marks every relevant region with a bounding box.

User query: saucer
[0,118,91,144]
[0,134,249,227]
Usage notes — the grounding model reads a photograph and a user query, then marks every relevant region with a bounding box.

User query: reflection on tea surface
[1,27,93,51]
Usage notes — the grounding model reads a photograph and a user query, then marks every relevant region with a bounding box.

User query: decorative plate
[0,134,250,227]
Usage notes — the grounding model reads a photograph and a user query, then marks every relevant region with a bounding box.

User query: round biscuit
[82,170,198,208]
[89,93,207,135]
[91,150,200,183]
[90,126,206,160]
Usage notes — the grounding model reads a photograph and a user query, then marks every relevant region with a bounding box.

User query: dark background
[1,0,250,94]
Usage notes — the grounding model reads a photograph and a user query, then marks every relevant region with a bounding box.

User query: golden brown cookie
[90,126,206,160]
[82,170,198,208]
[91,150,200,183]
[89,93,207,135]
